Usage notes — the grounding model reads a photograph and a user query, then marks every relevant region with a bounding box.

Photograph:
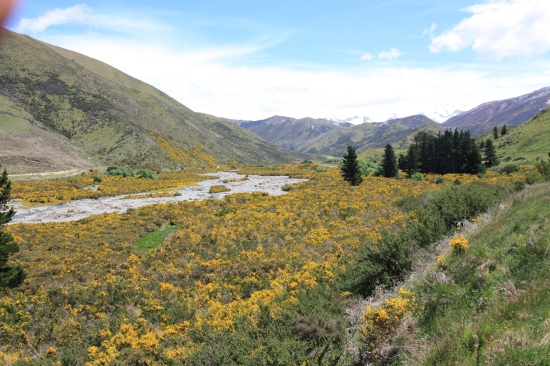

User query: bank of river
[11,172,307,224]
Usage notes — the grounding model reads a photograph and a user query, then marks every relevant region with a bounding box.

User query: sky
[5,0,550,122]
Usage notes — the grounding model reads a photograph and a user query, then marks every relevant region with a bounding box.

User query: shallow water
[11,172,307,224]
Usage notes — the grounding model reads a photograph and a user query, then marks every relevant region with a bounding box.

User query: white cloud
[378,48,403,60]
[16,4,91,32]
[430,0,550,60]
[15,4,164,35]
[360,52,373,60]
[423,23,437,36]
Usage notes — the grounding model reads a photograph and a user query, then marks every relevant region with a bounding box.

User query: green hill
[473,107,550,166]
[493,107,550,165]
[0,29,302,173]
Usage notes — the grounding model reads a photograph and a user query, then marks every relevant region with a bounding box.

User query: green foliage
[347,230,417,296]
[134,225,177,253]
[315,166,327,173]
[357,160,380,176]
[347,182,509,297]
[493,126,499,139]
[499,164,520,175]
[0,167,25,290]
[410,172,424,181]
[136,169,158,180]
[106,166,135,177]
[381,144,398,178]
[407,130,483,175]
[92,175,103,183]
[341,146,363,186]
[483,139,499,168]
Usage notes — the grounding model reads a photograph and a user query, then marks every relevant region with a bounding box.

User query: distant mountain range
[228,87,550,156]
[442,87,550,135]
[228,114,443,156]
[0,29,305,174]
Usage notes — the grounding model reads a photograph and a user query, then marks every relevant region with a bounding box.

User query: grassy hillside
[0,29,301,173]
[493,107,550,165]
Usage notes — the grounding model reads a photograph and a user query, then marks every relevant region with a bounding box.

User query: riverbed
[11,172,307,224]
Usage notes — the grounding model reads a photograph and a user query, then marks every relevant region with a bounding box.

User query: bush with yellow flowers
[359,287,415,355]
[450,234,469,254]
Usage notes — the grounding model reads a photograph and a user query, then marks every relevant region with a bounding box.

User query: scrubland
[0,164,540,365]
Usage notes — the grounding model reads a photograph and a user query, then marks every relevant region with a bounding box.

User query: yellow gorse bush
[450,234,469,254]
[359,287,415,353]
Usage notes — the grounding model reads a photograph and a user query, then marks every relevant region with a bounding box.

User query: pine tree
[341,146,363,186]
[0,167,25,290]
[493,126,499,139]
[404,144,420,176]
[381,144,398,178]
[484,139,499,168]
[501,125,507,136]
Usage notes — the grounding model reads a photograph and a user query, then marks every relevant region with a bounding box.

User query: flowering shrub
[450,234,469,254]
[437,255,447,270]
[209,185,230,194]
[359,288,415,354]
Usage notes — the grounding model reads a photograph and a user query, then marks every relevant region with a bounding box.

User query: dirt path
[11,172,307,224]
[10,169,88,181]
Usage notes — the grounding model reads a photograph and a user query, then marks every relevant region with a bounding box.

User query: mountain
[443,87,550,135]
[227,115,351,151]
[0,29,302,174]
[298,115,442,156]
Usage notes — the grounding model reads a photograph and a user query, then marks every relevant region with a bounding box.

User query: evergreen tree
[484,139,499,168]
[493,126,499,139]
[340,146,363,186]
[381,144,398,178]
[404,144,420,176]
[0,167,25,290]
[501,125,507,136]
[462,134,483,174]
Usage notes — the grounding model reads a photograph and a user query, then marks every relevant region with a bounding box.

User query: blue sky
[6,0,550,121]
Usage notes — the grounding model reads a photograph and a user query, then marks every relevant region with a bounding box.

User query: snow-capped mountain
[420,110,464,123]
[325,116,373,125]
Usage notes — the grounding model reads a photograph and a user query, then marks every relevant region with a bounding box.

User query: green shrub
[136,169,158,180]
[499,164,520,175]
[410,172,424,181]
[106,166,134,177]
[347,230,417,296]
[315,166,327,173]
[93,175,103,183]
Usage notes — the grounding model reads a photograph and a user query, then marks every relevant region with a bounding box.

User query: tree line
[342,127,504,184]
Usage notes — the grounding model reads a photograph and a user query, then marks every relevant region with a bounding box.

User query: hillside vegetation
[0,29,302,174]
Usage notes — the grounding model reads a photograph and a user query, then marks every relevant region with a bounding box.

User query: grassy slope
[399,182,550,365]
[474,107,550,166]
[0,29,301,173]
